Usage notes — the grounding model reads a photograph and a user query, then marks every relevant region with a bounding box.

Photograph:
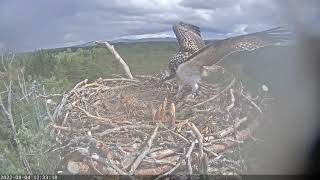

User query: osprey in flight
[175,26,291,98]
[161,22,205,82]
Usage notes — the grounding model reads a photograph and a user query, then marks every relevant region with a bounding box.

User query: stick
[52,79,88,120]
[216,117,248,138]
[155,140,196,180]
[77,106,115,126]
[98,124,155,137]
[226,88,235,112]
[102,78,140,83]
[149,149,176,160]
[235,90,263,115]
[189,123,204,156]
[189,123,208,174]
[95,41,134,79]
[186,141,195,175]
[169,103,176,128]
[129,125,159,174]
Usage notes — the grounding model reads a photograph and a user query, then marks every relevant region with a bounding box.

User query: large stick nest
[51,70,272,176]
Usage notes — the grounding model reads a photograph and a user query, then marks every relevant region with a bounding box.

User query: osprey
[161,22,205,82]
[175,27,291,98]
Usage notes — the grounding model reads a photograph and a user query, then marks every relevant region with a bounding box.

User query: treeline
[20,42,177,91]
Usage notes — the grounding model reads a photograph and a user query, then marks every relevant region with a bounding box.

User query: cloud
[0,0,317,52]
[118,31,174,40]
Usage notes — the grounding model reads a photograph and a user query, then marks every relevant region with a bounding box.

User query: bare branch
[95,41,134,79]
[129,125,159,174]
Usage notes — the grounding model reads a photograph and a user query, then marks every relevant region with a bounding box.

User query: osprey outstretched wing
[173,21,206,54]
[162,22,205,81]
[175,27,292,97]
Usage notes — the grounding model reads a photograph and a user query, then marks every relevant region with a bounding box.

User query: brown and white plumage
[175,27,292,97]
[162,22,205,81]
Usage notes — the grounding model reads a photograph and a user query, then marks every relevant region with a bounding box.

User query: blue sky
[0,0,319,52]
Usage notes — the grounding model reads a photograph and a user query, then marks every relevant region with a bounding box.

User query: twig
[189,123,204,156]
[37,93,63,98]
[235,90,263,115]
[203,147,219,157]
[186,141,195,175]
[155,140,196,180]
[52,79,88,121]
[189,123,208,174]
[102,78,140,83]
[170,130,189,144]
[61,111,70,126]
[216,117,248,138]
[149,149,176,160]
[169,103,176,128]
[226,89,235,112]
[129,125,159,174]
[17,71,28,101]
[77,106,115,126]
[98,124,155,137]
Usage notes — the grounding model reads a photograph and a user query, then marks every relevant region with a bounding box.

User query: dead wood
[95,41,134,79]
[129,125,159,174]
[51,74,269,175]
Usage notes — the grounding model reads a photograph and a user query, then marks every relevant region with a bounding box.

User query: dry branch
[77,106,115,126]
[149,149,176,160]
[216,117,248,138]
[129,125,159,174]
[52,79,88,121]
[0,79,32,174]
[235,90,263,115]
[95,41,134,79]
[98,124,155,137]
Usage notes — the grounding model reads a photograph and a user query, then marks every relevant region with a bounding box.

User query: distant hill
[34,37,217,53]
[72,37,177,48]
[26,37,219,54]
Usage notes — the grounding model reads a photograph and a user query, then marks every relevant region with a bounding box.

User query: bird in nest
[161,21,206,82]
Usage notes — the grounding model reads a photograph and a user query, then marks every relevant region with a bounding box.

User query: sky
[0,0,319,52]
